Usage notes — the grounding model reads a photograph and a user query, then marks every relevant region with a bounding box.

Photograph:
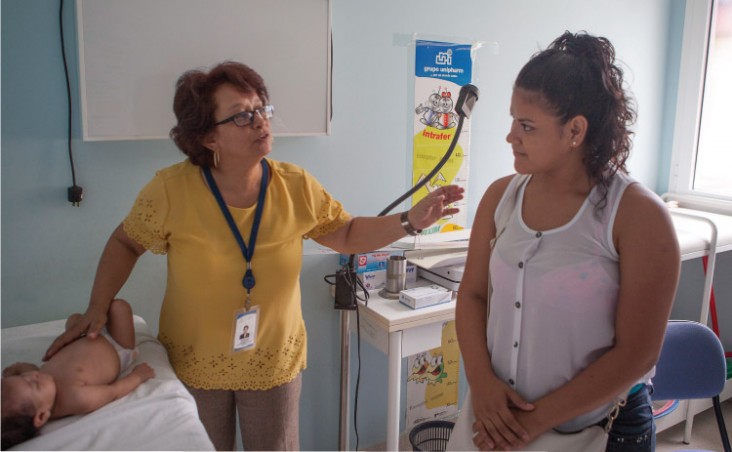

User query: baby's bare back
[41,335,121,386]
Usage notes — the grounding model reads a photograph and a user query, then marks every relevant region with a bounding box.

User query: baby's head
[1,371,57,449]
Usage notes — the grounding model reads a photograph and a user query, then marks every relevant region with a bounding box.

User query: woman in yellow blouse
[43,61,464,451]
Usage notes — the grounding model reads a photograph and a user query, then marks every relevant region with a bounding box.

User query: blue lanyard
[203,159,268,306]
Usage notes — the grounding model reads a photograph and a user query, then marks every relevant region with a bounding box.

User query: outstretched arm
[314,185,464,254]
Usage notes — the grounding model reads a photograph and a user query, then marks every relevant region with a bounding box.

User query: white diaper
[99,329,138,375]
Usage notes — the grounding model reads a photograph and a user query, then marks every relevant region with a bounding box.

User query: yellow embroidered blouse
[123,159,350,390]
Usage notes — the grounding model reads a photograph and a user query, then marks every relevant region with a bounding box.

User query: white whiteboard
[76,0,331,141]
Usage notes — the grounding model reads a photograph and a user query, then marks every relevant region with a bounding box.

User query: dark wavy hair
[2,394,38,450]
[515,31,636,210]
[169,61,270,167]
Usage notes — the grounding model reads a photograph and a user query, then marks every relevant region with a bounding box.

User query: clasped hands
[470,381,538,451]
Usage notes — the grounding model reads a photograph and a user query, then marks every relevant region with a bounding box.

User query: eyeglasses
[215,105,274,127]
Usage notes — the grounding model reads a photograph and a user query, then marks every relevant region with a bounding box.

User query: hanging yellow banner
[412,40,476,234]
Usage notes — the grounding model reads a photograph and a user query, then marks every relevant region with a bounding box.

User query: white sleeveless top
[486,172,652,431]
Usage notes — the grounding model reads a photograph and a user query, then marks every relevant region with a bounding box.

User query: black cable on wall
[60,0,83,206]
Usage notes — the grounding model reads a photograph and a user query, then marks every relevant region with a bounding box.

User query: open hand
[407,185,465,230]
[43,307,108,361]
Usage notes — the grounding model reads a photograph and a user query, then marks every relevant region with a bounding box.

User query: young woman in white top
[456,31,680,451]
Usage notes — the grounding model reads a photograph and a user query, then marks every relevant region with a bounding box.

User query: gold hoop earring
[213,151,220,168]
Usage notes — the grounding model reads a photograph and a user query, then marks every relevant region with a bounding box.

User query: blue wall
[6,1,728,450]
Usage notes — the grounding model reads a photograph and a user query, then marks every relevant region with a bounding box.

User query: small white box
[399,285,452,309]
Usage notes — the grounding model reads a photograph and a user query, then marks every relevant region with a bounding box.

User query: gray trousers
[186,373,302,451]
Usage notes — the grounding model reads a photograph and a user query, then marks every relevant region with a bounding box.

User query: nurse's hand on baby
[43,304,109,361]
[2,299,154,450]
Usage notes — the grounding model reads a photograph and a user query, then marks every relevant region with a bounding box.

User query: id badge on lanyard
[232,306,259,352]
[203,160,269,355]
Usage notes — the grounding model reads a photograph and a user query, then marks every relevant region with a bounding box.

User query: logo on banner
[435,49,452,66]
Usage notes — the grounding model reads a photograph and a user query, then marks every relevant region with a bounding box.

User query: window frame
[667,0,732,214]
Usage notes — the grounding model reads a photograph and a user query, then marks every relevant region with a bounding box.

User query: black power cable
[60,0,83,206]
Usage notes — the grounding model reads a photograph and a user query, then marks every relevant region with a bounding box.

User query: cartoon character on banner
[416,89,458,130]
[408,351,448,385]
[416,93,441,127]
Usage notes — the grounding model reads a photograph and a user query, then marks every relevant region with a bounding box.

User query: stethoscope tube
[346,83,479,271]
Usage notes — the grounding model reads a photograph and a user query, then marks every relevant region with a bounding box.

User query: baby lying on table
[1,299,154,450]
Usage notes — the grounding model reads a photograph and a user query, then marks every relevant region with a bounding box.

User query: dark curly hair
[515,31,636,211]
[169,61,270,167]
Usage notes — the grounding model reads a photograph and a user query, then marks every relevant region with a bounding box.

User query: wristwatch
[400,211,422,236]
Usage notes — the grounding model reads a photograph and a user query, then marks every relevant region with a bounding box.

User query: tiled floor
[656,398,730,452]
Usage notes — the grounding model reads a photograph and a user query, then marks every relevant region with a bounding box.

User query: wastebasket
[408,420,455,452]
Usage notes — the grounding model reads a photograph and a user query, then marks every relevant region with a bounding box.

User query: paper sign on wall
[406,320,460,427]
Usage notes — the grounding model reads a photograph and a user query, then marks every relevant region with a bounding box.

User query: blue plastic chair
[652,320,731,452]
